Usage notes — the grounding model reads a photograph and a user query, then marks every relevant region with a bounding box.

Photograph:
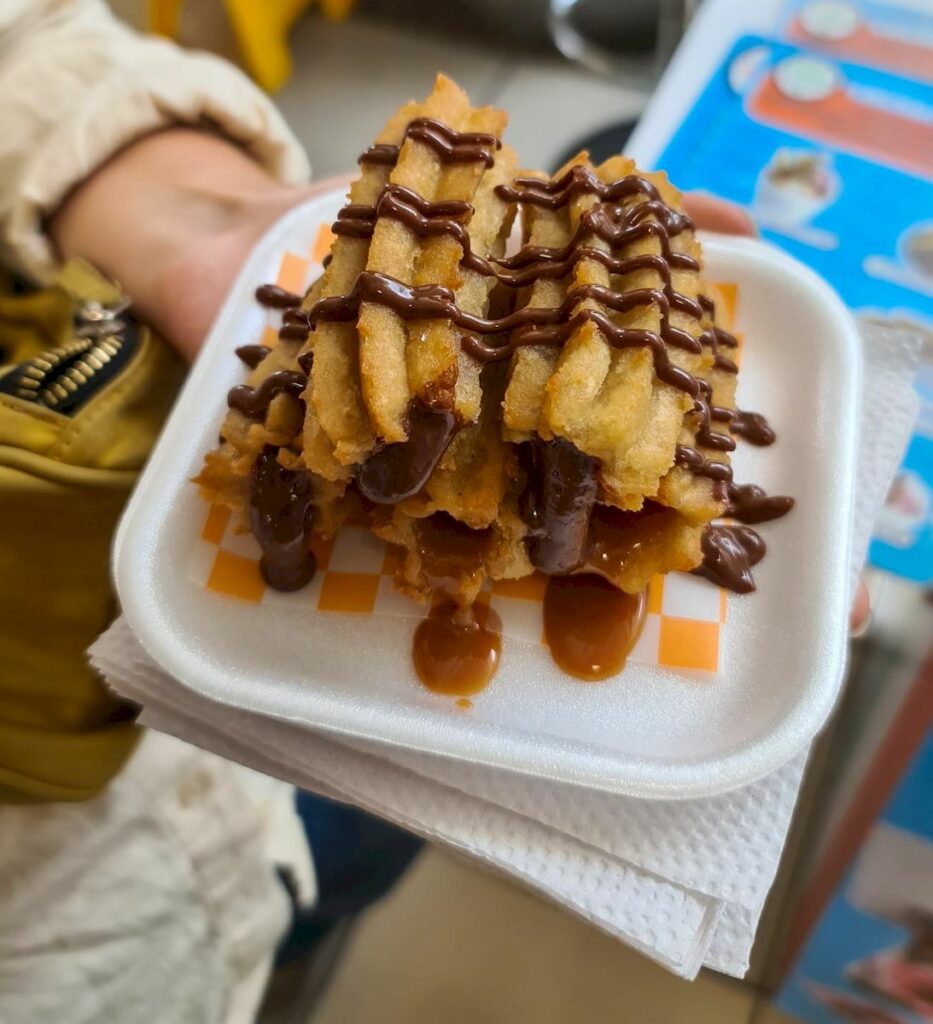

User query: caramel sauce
[415,513,492,596]
[413,601,502,696]
[543,574,646,681]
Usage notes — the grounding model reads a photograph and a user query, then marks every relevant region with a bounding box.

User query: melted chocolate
[730,409,776,446]
[282,307,310,326]
[304,271,702,397]
[249,446,316,591]
[693,525,766,594]
[358,118,500,169]
[333,185,476,256]
[279,323,311,341]
[356,400,457,504]
[693,381,736,452]
[521,438,600,575]
[699,325,739,374]
[496,166,692,228]
[227,370,306,420]
[256,284,302,309]
[359,143,400,165]
[726,483,795,524]
[297,350,314,375]
[674,445,733,483]
[235,344,270,369]
[405,117,501,166]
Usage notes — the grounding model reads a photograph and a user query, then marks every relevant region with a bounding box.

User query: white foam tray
[114,191,861,799]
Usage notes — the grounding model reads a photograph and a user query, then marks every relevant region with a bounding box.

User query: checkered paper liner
[191,225,739,675]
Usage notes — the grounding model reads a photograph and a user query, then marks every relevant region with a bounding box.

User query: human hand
[51,129,347,362]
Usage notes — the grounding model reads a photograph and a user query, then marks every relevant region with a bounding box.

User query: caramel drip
[249,446,316,591]
[227,370,306,420]
[415,514,493,596]
[235,344,270,369]
[412,601,502,696]
[543,574,647,681]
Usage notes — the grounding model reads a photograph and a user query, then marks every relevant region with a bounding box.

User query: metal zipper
[0,297,138,415]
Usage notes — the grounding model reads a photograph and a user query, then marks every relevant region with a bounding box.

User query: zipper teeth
[16,333,125,408]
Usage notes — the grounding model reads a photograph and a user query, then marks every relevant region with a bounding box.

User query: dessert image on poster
[752,147,840,250]
[864,221,933,300]
[657,37,932,327]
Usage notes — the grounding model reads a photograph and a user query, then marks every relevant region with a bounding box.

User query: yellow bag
[0,261,184,803]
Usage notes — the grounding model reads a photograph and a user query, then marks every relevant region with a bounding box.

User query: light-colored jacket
[0,4,314,1022]
[0,0,309,283]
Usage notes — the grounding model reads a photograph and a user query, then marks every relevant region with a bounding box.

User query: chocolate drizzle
[235,152,796,609]
[520,438,600,574]
[302,271,703,397]
[693,525,766,594]
[249,446,316,591]
[674,445,732,482]
[357,117,501,169]
[356,400,458,504]
[227,370,306,420]
[256,284,302,309]
[235,344,270,369]
[359,143,400,165]
[725,483,795,524]
[730,409,776,446]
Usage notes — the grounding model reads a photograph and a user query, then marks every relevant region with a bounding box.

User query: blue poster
[657,35,933,583]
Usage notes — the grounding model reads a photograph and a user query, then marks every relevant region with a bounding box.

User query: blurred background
[109,1,932,1021]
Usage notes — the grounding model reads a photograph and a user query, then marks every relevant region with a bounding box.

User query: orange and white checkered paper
[192,228,738,675]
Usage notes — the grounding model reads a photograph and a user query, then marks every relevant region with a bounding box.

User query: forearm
[50,129,310,359]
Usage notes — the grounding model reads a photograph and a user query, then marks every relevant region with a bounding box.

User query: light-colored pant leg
[0,730,292,1024]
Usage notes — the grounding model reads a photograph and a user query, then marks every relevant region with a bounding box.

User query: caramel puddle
[413,600,502,696]
[543,574,647,681]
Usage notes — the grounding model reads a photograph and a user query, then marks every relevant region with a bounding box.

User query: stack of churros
[195,74,792,687]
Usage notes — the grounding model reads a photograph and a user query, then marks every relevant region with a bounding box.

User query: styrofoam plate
[114,191,861,799]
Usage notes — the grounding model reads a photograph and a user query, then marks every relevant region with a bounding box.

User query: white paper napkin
[89,320,921,979]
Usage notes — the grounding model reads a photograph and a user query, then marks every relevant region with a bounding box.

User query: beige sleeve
[0,0,310,283]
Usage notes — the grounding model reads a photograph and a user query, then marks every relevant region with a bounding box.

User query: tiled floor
[311,849,763,1024]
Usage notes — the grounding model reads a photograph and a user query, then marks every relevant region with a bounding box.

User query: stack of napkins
[90,322,919,979]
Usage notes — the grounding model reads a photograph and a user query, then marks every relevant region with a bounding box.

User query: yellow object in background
[148,0,356,93]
